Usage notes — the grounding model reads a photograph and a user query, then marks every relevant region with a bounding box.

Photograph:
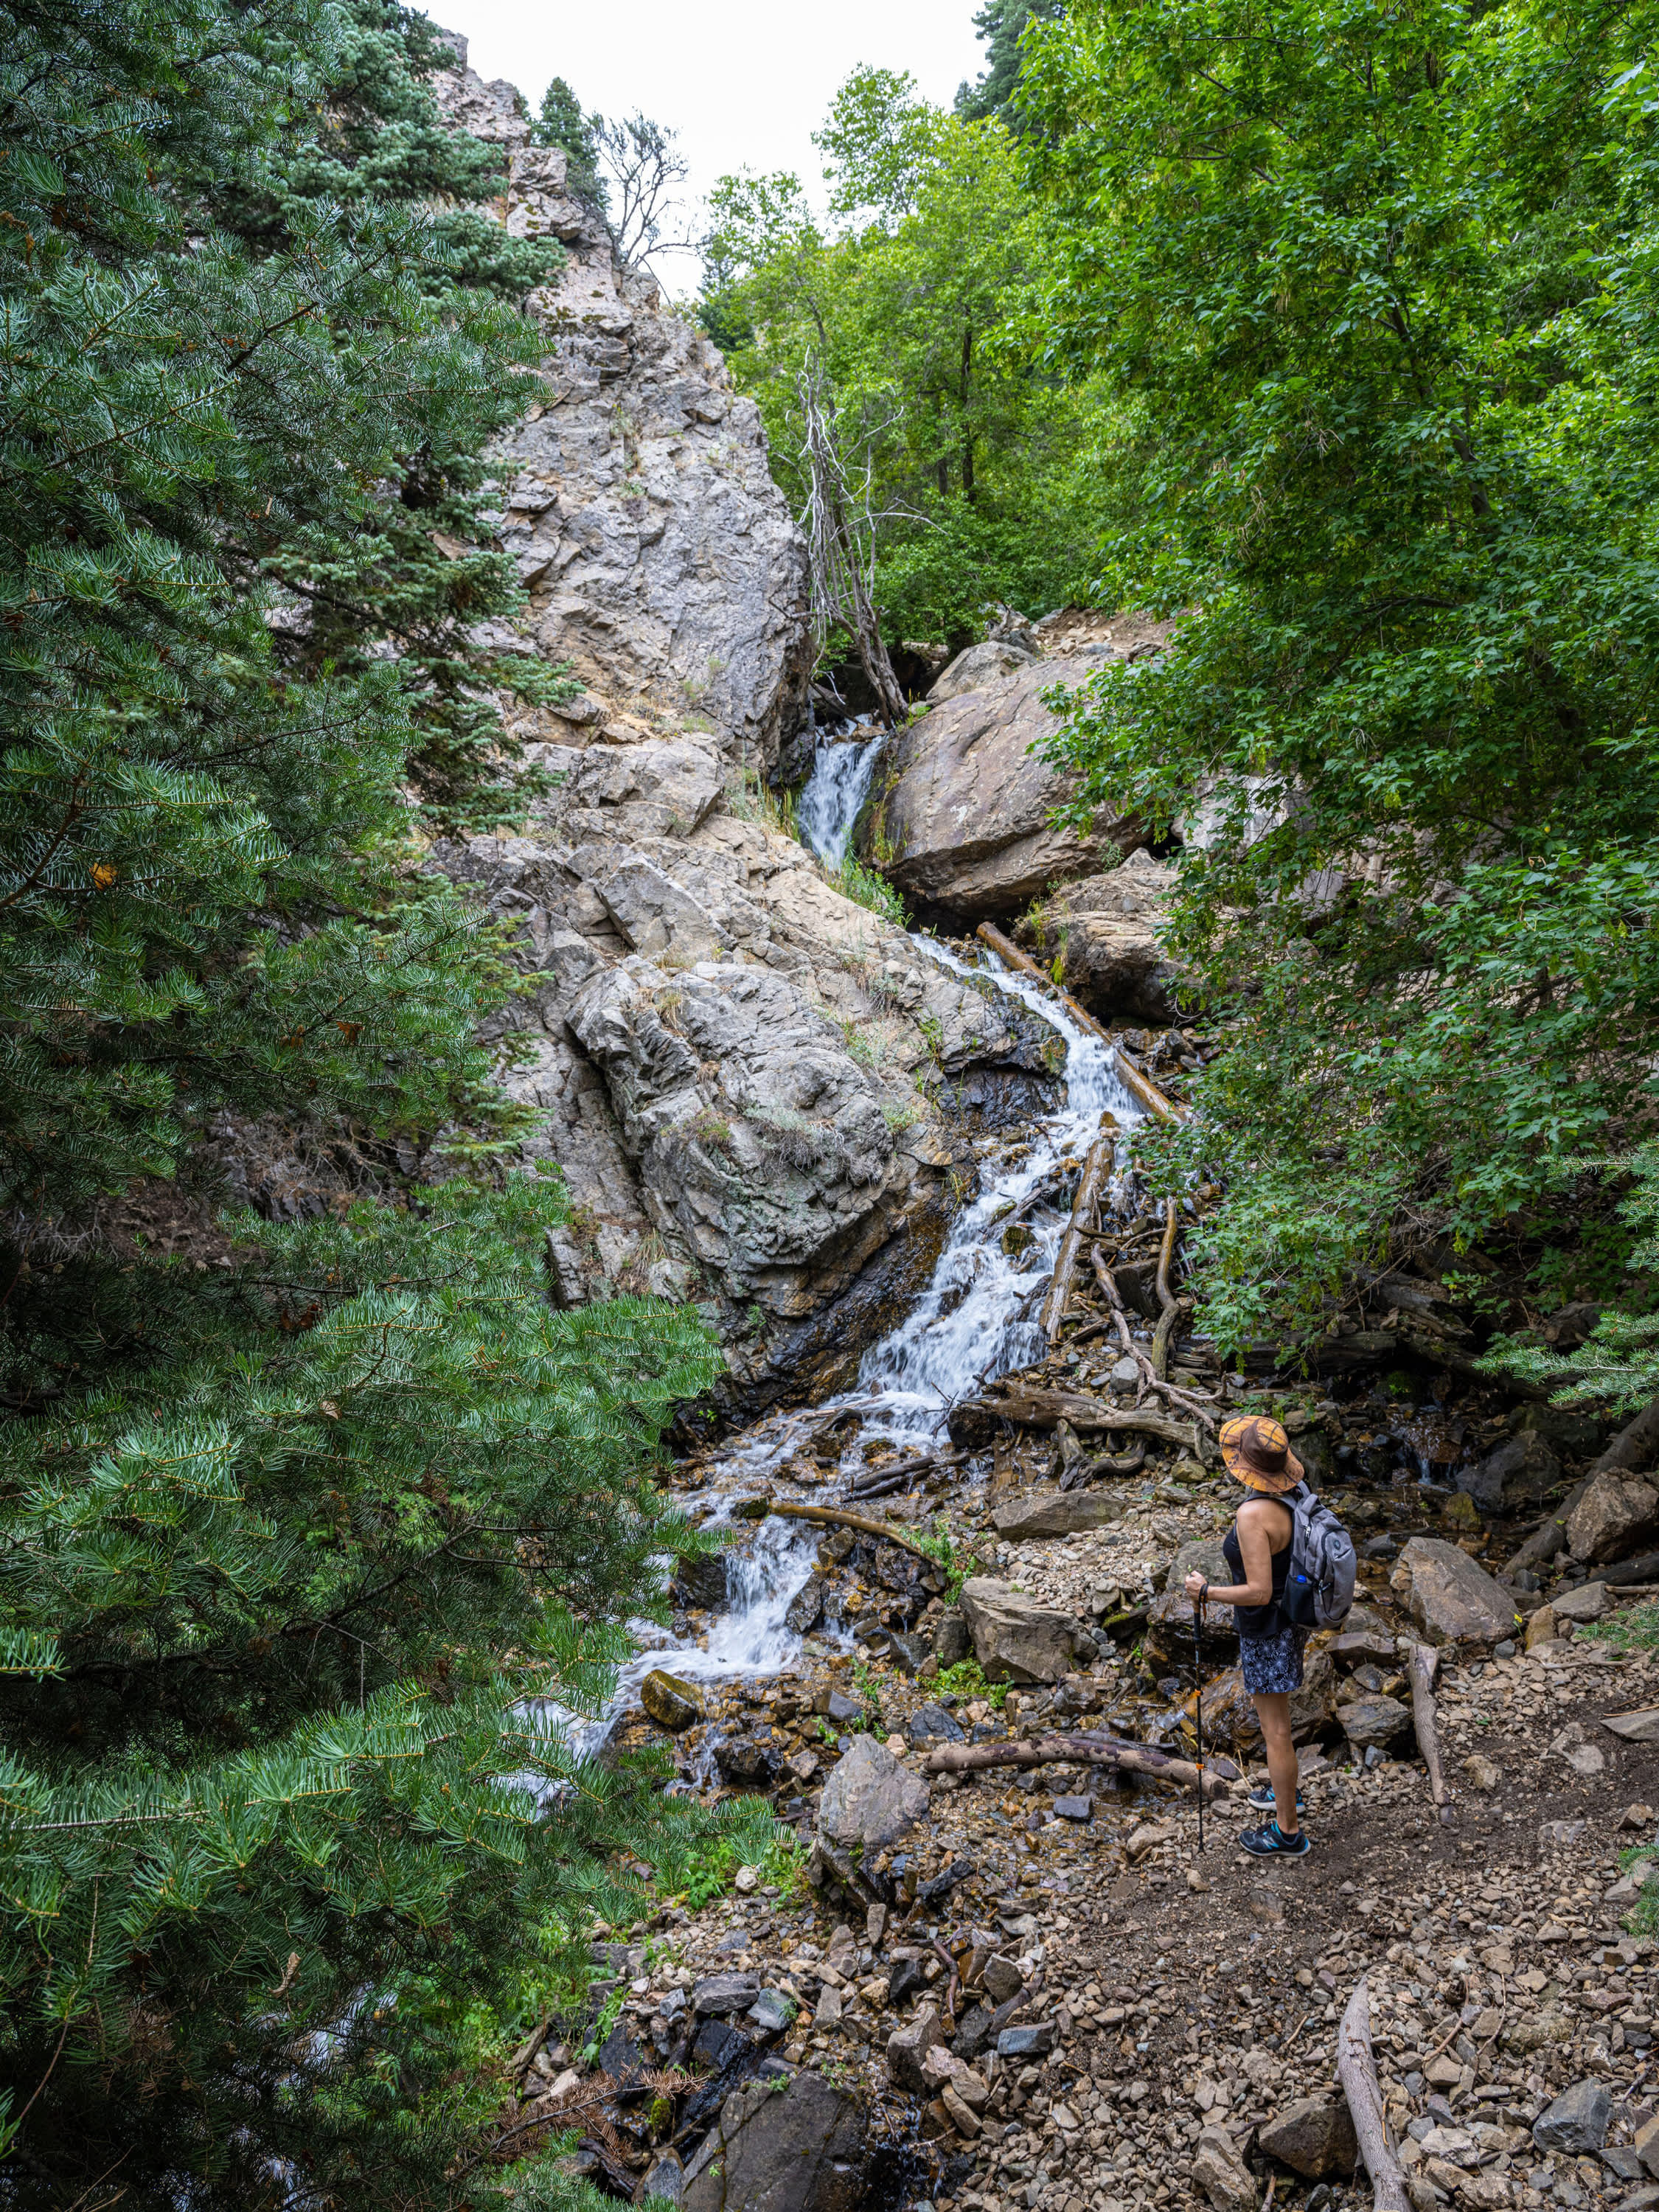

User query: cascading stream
[796,720,883,867]
[567,928,1147,1753]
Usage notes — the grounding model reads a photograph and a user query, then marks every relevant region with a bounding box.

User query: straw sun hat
[1219,1414,1304,1495]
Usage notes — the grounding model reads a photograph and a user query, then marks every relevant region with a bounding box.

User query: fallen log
[1593,1391,1659,1478]
[1150,1196,1181,1380]
[845,1447,967,1500]
[975,922,1110,1041]
[917,1730,1238,1801]
[1408,1643,1449,1811]
[1039,1117,1119,1343]
[1601,1550,1659,1587]
[1111,1046,1189,1127]
[768,1501,939,1563]
[957,1387,1205,1455]
[1336,1977,1412,2212]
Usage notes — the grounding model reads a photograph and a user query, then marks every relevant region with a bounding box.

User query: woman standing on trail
[1184,1416,1311,1858]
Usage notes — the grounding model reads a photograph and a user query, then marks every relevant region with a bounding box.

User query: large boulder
[1192,2124,1260,2212]
[817,1733,930,1851]
[682,2069,869,2212]
[1458,1429,1562,1518]
[928,639,1037,700]
[1567,1472,1659,1564]
[1339,1693,1413,1753]
[1389,1537,1515,1646]
[991,1489,1128,1541]
[958,1577,1078,1683]
[864,650,1155,917]
[1200,1650,1338,1747]
[1012,849,1184,1023]
[1144,1539,1236,1668]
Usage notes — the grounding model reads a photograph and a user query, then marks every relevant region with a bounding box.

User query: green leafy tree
[0,0,724,2197]
[703,69,1110,647]
[1018,0,1659,1360]
[955,0,1065,127]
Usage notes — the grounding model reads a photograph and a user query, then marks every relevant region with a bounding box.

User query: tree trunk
[917,1731,1237,1799]
[1336,1978,1412,2212]
[1038,1119,1119,1342]
[1408,1644,1447,1809]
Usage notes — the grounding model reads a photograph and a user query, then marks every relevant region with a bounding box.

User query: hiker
[1184,1414,1313,1859]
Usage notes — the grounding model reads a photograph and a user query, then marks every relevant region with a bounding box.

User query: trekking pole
[1194,1583,1205,1854]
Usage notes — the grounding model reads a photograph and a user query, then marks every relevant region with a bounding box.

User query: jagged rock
[1192,2125,1260,2212]
[981,1954,1025,2005]
[1533,2079,1611,2154]
[957,1577,1077,1683]
[1013,849,1185,1022]
[1458,1429,1562,1517]
[991,1488,1128,1540]
[888,2003,950,2092]
[817,1733,930,1851]
[1567,1472,1659,1563]
[683,2069,867,2212]
[1258,2097,1359,2179]
[933,1610,971,1667]
[1339,1693,1413,1752]
[1552,1579,1613,1624]
[675,1552,729,1611]
[714,1734,781,1786]
[785,1576,824,1633]
[1144,1539,1236,1668]
[1389,1537,1515,1645]
[995,2022,1056,2060]
[692,1972,760,2016]
[641,1671,703,1731]
[866,649,1158,917]
[905,1703,965,1749]
[594,854,726,959]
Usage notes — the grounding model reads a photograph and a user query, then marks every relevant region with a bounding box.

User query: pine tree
[954,1,1065,127]
[532,76,608,208]
[0,0,726,2197]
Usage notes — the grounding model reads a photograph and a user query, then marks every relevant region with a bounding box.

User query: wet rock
[1012,850,1184,1023]
[693,2020,752,2072]
[888,1953,929,2009]
[990,1488,1128,1540]
[906,1702,965,1749]
[693,1973,760,2017]
[1567,1473,1659,1563]
[1458,1429,1561,1517]
[884,1630,936,1677]
[815,1686,866,1725]
[888,2003,950,2092]
[933,1610,971,1668]
[958,1577,1077,1683]
[1259,2097,1359,2180]
[1533,2079,1611,2154]
[866,650,1154,915]
[675,1552,730,1611]
[637,2149,685,2207]
[1340,1694,1413,1753]
[1192,2123,1260,2212]
[683,2069,867,2212]
[715,1734,782,1786]
[1389,1537,1514,1646]
[785,1576,824,1634]
[817,1733,930,1851]
[953,2003,994,2060]
[641,1671,705,1731]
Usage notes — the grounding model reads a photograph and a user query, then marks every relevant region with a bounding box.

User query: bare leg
[1253,1691,1300,1834]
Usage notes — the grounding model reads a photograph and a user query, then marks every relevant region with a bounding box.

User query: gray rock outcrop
[864,622,1170,917]
[421,45,1065,1392]
[1389,1537,1515,1645]
[817,1733,930,1851]
[682,2070,868,2212]
[1012,848,1184,1022]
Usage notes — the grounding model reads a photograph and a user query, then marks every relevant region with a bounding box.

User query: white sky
[420,0,987,286]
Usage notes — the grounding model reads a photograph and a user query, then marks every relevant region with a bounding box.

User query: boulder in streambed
[863,651,1153,917]
[641,1671,704,1731]
[1388,1536,1515,1646]
[991,1487,1128,1540]
[817,1732,930,1851]
[1142,1538,1235,1668]
[1457,1427,1561,1517]
[958,1576,1079,1683]
[1012,849,1185,1023]
[682,2068,867,2212]
[1567,1472,1659,1562]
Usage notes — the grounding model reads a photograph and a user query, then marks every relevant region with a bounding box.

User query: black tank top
[1222,1501,1294,1638]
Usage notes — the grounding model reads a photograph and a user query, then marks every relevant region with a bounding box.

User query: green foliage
[1019,0,1659,1362]
[829,853,912,927]
[933,1655,1006,1706]
[660,1798,799,1910]
[0,0,726,2198]
[956,1,1066,128]
[532,75,606,206]
[1587,1603,1659,1651]
[702,71,1110,647]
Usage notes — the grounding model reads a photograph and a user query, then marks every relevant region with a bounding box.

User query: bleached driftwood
[917,1730,1237,1800]
[1408,1643,1449,1810]
[769,1501,937,1562]
[1039,1119,1119,1343]
[1336,1977,1412,2212]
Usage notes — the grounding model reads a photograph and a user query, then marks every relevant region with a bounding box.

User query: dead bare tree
[594,113,692,274]
[796,358,908,728]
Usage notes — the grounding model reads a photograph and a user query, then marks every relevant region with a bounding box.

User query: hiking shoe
[1239,1820,1311,1857]
[1247,1784,1306,1813]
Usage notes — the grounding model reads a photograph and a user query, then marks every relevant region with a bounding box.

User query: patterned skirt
[1238,1618,1308,1696]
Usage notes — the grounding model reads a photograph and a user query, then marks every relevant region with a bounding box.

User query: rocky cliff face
[425,44,1057,1401]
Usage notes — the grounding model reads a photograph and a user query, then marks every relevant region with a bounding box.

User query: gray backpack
[1280,1481,1357,1630]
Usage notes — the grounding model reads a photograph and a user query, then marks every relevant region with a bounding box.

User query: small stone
[1492,1638,1517,1658]
[940,2084,982,2138]
[1126,1821,1176,1861]
[982,1953,1025,2004]
[887,2003,948,2093]
[1423,2055,1464,2089]
[1620,1803,1655,1830]
[1525,1604,1559,1651]
[1188,1868,1211,1893]
[785,1749,820,1784]
[1567,1473,1659,1563]
[995,2022,1056,2060]
[692,1972,760,2016]
[1552,1580,1613,1624]
[1533,2079,1612,2155]
[814,1985,842,2028]
[733,1865,759,1894]
[641,1670,704,1731]
[1053,1795,1093,1822]
[1340,1693,1413,1750]
[1462,1753,1500,1792]
[748,1989,794,2034]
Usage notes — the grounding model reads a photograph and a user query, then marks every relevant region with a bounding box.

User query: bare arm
[1185,1502,1286,1607]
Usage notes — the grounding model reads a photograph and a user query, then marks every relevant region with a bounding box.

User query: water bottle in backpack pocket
[1279,1481,1357,1630]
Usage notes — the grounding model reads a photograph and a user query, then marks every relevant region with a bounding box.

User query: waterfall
[796,720,884,867]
